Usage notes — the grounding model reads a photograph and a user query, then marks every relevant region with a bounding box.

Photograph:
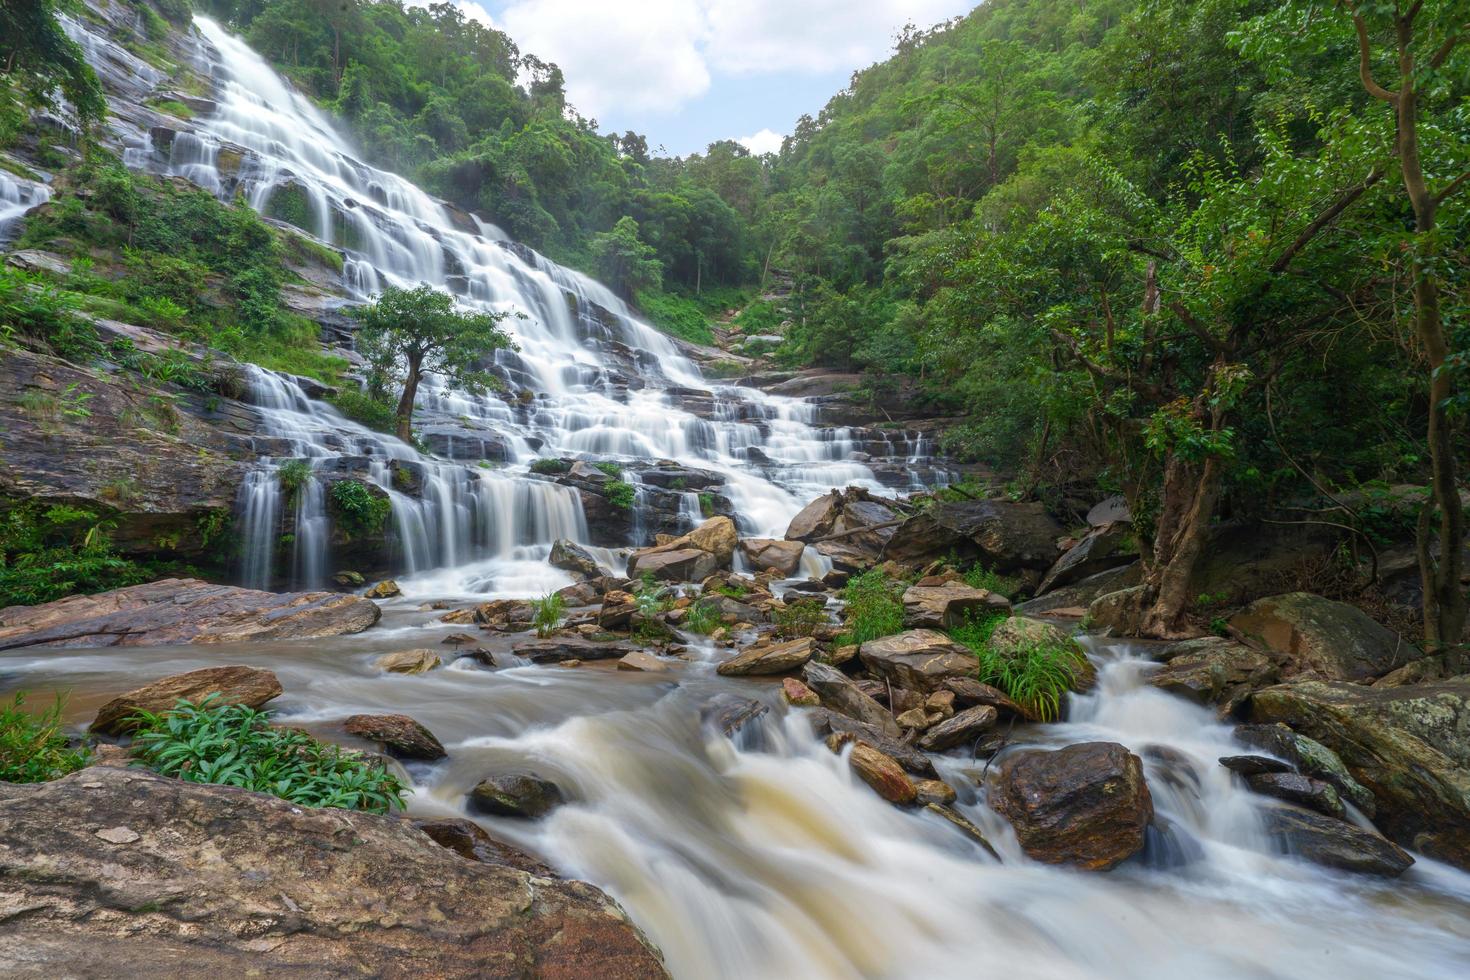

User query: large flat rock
[0,767,666,978]
[0,578,380,649]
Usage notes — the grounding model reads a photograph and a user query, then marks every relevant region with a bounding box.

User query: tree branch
[1270,168,1384,274]
[1346,8,1399,101]
[1168,302,1229,356]
[1433,169,1470,206]
[1429,26,1466,69]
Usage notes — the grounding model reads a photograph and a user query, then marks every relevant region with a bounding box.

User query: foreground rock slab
[990,742,1154,871]
[0,578,381,650]
[0,768,666,978]
[90,666,283,735]
[858,629,977,694]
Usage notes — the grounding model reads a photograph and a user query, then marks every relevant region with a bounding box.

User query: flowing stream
[4,621,1470,978]
[7,13,1470,979]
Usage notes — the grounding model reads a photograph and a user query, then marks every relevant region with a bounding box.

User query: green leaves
[530,591,566,638]
[127,696,407,814]
[352,283,517,403]
[0,691,90,783]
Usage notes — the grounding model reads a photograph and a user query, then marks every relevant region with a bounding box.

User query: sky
[434,0,976,157]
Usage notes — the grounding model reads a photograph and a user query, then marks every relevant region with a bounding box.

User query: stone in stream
[941,676,1024,717]
[89,665,284,735]
[914,779,957,806]
[716,636,816,676]
[468,772,566,819]
[805,708,937,779]
[925,803,1000,860]
[781,677,821,707]
[1260,803,1413,876]
[549,539,602,578]
[990,742,1154,871]
[801,661,901,737]
[374,648,442,673]
[1218,754,1293,776]
[838,738,917,806]
[1230,723,1375,816]
[1247,680,1470,868]
[616,650,668,672]
[513,635,641,663]
[0,578,381,650]
[784,491,843,542]
[901,583,1011,630]
[342,713,447,761]
[917,705,999,753]
[0,768,665,978]
[410,817,555,876]
[1245,771,1345,820]
[700,693,770,741]
[1228,592,1420,682]
[597,590,638,629]
[364,579,401,598]
[857,629,978,695]
[628,516,737,582]
[739,537,805,577]
[1147,637,1277,714]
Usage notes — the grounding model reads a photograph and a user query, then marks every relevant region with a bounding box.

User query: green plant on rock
[773,599,828,638]
[328,388,397,434]
[530,457,570,475]
[959,561,1020,597]
[949,617,1085,724]
[531,591,566,638]
[0,502,149,607]
[838,570,905,645]
[605,480,636,510]
[698,492,715,518]
[0,692,90,783]
[683,598,720,635]
[947,609,1007,654]
[328,479,390,539]
[594,461,623,478]
[128,696,406,813]
[276,459,312,498]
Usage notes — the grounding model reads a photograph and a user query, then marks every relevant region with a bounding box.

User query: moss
[264,183,314,231]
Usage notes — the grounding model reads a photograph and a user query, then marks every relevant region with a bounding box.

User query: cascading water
[71,12,908,595]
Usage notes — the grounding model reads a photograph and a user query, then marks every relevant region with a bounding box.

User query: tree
[590,216,662,300]
[351,285,517,442]
[1,0,106,128]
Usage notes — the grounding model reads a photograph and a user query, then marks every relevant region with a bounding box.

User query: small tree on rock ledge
[352,284,517,443]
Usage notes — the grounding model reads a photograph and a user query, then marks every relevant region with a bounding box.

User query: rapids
[5,618,1470,978]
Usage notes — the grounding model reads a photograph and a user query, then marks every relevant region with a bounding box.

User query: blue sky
[433,0,976,157]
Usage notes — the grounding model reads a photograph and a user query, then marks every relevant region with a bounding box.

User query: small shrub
[0,692,90,783]
[128,696,406,813]
[594,461,622,478]
[531,592,565,638]
[529,457,570,475]
[839,570,904,645]
[773,599,828,638]
[698,492,715,518]
[605,480,636,510]
[329,479,390,538]
[947,609,1007,653]
[0,502,149,606]
[276,459,312,497]
[961,563,1020,597]
[683,598,720,635]
[717,582,749,599]
[329,388,397,433]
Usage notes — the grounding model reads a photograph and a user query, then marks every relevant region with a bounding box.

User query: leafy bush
[633,288,715,345]
[594,461,622,478]
[328,479,390,538]
[530,591,565,638]
[0,266,99,360]
[960,563,1020,597]
[947,609,1007,653]
[838,570,904,645]
[605,480,636,510]
[773,599,828,638]
[128,696,406,813]
[683,598,720,634]
[949,613,1085,723]
[0,692,90,783]
[0,502,149,606]
[329,388,397,433]
[276,459,312,497]
[529,457,570,475]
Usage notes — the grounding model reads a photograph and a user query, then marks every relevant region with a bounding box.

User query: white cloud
[737,128,785,155]
[498,0,711,118]
[489,0,968,119]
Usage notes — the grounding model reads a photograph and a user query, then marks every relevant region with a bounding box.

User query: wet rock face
[716,636,817,676]
[343,713,447,760]
[991,742,1154,871]
[858,630,978,694]
[0,578,381,650]
[89,665,283,735]
[801,661,901,736]
[1147,637,1278,714]
[1247,680,1470,869]
[1228,592,1420,682]
[468,772,566,819]
[0,768,667,978]
[1036,522,1133,595]
[881,499,1062,572]
[1260,803,1413,877]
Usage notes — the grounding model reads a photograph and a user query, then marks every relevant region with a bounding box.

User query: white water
[59,12,921,596]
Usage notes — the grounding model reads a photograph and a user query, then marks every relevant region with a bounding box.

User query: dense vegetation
[0,693,91,783]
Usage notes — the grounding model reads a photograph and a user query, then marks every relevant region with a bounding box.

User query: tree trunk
[1138,454,1222,637]
[395,354,422,445]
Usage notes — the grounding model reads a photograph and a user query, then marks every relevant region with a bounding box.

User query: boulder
[1036,522,1133,595]
[881,499,1063,572]
[915,779,957,806]
[0,768,666,978]
[990,742,1154,871]
[1260,803,1414,876]
[901,583,1011,630]
[739,538,805,576]
[805,708,937,778]
[1248,680,1470,868]
[1218,755,1292,777]
[682,516,737,564]
[716,636,816,676]
[343,713,447,761]
[1244,771,1344,820]
[941,676,1024,717]
[468,773,565,819]
[801,661,901,736]
[512,635,640,664]
[781,677,820,707]
[598,590,638,629]
[785,491,843,542]
[409,817,555,876]
[90,666,283,735]
[842,739,917,806]
[1147,637,1278,712]
[471,598,535,626]
[616,650,668,672]
[858,630,978,694]
[917,705,998,752]
[629,547,719,583]
[0,579,381,650]
[364,579,401,599]
[1016,563,1142,617]
[1084,584,1150,634]
[1228,593,1420,682]
[374,648,441,674]
[1231,723,1375,816]
[549,539,602,578]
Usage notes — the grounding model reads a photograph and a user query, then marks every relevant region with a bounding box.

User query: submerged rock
[468,772,566,819]
[0,768,666,977]
[990,742,1154,871]
[1260,803,1413,876]
[0,578,381,650]
[90,665,283,735]
[409,817,555,876]
[512,635,640,663]
[1244,771,1344,820]
[374,648,441,674]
